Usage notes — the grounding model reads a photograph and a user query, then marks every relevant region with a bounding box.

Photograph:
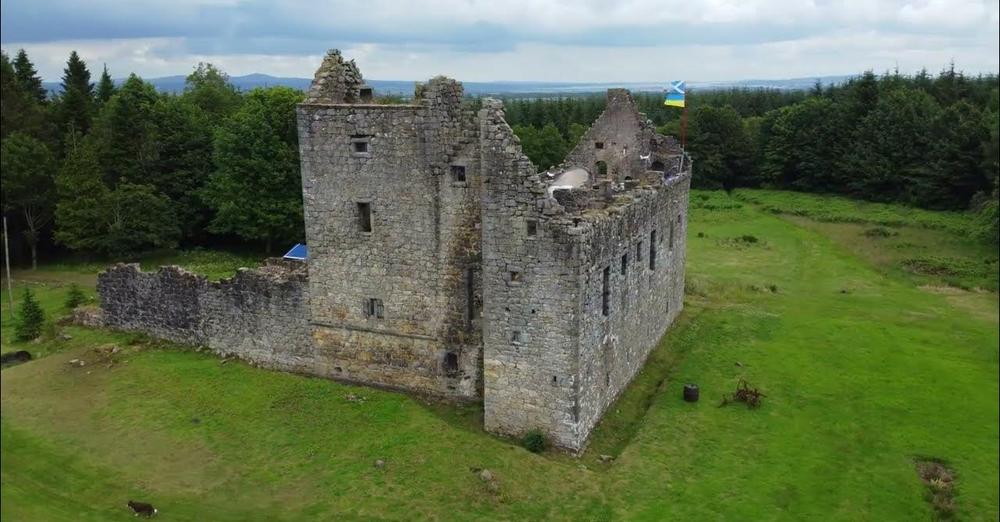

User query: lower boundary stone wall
[98,259,313,372]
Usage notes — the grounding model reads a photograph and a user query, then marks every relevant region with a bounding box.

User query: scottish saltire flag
[664,80,685,108]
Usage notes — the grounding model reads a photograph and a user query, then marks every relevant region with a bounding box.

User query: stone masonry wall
[479,99,586,449]
[480,89,692,450]
[98,260,312,370]
[573,175,690,440]
[296,71,482,399]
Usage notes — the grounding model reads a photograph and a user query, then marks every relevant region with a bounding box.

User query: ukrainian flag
[664,80,685,108]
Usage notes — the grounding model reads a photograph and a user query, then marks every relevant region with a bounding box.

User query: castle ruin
[98,49,691,451]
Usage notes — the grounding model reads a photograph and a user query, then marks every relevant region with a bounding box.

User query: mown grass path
[2,192,997,520]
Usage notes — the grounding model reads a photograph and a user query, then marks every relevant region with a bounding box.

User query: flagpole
[681,106,687,150]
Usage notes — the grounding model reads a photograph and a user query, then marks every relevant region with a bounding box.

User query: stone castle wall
[296,69,483,399]
[479,99,585,448]
[98,260,313,371]
[572,175,690,440]
[478,92,692,450]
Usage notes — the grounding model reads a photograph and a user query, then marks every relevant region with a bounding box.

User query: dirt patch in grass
[717,235,767,249]
[862,226,899,238]
[916,459,958,519]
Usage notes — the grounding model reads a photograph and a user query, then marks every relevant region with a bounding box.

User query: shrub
[15,288,45,341]
[65,284,86,309]
[521,429,548,453]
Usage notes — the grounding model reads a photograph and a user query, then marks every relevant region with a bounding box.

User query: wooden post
[3,216,14,318]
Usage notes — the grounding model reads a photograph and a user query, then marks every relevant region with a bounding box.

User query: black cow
[127,500,157,517]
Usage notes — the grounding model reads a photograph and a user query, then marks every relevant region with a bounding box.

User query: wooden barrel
[683,383,699,402]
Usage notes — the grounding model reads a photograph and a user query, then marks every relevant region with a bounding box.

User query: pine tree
[96,64,116,105]
[65,283,86,309]
[12,49,47,103]
[1,51,46,140]
[59,51,94,135]
[15,288,45,341]
[53,136,110,252]
[90,74,160,184]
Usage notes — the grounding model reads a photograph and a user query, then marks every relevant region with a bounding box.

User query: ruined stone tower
[297,49,485,398]
[99,49,691,451]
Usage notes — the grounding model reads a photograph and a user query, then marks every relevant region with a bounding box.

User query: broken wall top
[305,49,367,104]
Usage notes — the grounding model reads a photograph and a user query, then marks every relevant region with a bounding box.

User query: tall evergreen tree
[96,64,116,105]
[1,51,45,140]
[12,49,47,103]
[53,136,109,252]
[151,95,215,240]
[59,51,94,135]
[90,74,160,184]
[1,51,21,138]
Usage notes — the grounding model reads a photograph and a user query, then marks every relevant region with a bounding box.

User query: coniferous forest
[1,49,998,270]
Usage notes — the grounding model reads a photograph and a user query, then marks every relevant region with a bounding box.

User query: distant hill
[42,74,854,97]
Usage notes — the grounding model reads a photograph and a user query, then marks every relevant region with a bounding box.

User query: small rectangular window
[636,240,643,262]
[510,271,521,283]
[357,202,372,232]
[366,298,384,318]
[595,141,604,149]
[620,253,628,275]
[649,230,657,270]
[444,352,458,375]
[669,219,675,249]
[451,165,467,183]
[511,330,523,344]
[526,219,537,237]
[353,141,368,154]
[601,266,610,316]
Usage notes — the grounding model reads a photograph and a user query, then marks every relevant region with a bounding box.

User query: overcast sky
[1,0,998,83]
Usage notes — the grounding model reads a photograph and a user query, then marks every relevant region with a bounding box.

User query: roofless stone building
[98,49,692,450]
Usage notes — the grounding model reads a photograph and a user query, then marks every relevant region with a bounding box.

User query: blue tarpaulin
[282,243,308,260]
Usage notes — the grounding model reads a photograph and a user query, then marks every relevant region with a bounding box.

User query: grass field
[2,190,998,520]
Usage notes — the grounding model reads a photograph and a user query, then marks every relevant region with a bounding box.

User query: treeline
[505,68,999,244]
[1,49,305,267]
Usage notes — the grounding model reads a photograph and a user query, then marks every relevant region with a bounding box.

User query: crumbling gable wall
[562,89,652,182]
[562,89,681,183]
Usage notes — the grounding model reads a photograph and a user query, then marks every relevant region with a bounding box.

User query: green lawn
[2,190,998,520]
